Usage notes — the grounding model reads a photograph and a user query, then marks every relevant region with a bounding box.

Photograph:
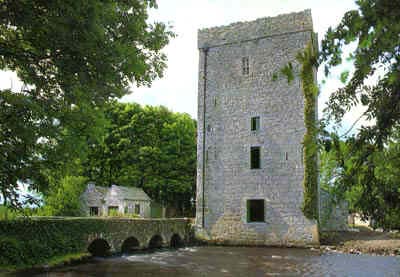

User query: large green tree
[317,0,400,228]
[321,132,400,229]
[320,0,400,145]
[0,0,173,207]
[84,102,197,216]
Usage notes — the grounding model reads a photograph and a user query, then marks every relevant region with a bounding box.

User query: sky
[121,0,360,129]
[0,0,363,133]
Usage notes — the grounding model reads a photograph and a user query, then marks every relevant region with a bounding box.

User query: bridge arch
[148,234,164,249]
[170,233,184,248]
[121,236,140,253]
[88,238,111,257]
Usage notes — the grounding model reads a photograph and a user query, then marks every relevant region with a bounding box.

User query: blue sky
[0,0,366,134]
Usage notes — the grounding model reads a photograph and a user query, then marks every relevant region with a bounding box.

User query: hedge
[0,218,108,268]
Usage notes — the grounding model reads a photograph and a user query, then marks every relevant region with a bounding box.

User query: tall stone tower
[195,10,319,246]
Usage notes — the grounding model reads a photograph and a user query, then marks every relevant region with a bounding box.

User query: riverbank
[320,227,400,256]
[0,252,90,275]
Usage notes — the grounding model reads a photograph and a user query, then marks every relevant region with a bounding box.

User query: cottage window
[242,57,249,75]
[246,199,265,222]
[250,146,261,169]
[90,207,99,216]
[251,116,260,131]
[108,206,118,216]
[135,204,140,214]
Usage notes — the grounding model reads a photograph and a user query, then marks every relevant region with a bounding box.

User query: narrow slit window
[242,57,249,75]
[250,146,261,169]
[246,199,265,222]
[251,116,260,131]
[285,152,288,161]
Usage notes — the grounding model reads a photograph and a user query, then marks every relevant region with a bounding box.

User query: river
[12,247,400,276]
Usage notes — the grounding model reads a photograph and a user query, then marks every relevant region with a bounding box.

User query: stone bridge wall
[0,217,192,264]
[83,218,192,251]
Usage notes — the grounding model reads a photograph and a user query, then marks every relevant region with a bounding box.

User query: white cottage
[81,183,151,218]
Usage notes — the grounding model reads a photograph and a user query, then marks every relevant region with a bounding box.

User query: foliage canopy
[0,0,173,207]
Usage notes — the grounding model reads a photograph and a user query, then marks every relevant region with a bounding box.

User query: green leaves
[298,42,319,220]
[43,176,87,216]
[0,1,174,207]
[320,0,400,145]
[280,62,294,84]
[340,70,350,83]
[84,103,197,216]
[320,129,400,230]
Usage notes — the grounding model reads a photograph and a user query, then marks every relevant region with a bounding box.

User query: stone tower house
[195,10,319,246]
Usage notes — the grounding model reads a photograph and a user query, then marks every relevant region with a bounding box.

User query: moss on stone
[297,34,319,220]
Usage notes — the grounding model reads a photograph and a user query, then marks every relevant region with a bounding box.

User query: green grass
[0,252,90,273]
[46,252,90,267]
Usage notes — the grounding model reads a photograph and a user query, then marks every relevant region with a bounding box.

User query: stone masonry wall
[195,10,319,246]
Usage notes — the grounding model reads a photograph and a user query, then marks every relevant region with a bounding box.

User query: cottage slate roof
[85,183,151,201]
[112,185,151,201]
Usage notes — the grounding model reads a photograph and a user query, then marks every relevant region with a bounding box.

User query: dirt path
[321,228,400,255]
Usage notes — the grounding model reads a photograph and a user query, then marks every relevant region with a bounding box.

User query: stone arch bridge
[0,217,192,259]
[84,218,191,255]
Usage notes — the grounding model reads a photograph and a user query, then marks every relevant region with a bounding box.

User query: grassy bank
[0,252,90,274]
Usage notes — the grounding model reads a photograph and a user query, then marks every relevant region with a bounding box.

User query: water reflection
[14,247,400,276]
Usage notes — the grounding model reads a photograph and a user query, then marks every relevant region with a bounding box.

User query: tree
[317,0,400,229]
[0,0,174,207]
[320,0,400,146]
[84,102,197,216]
[321,132,400,229]
[40,175,87,217]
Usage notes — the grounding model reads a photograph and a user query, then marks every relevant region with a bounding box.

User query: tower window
[250,146,261,169]
[251,116,260,131]
[285,152,288,161]
[246,199,265,222]
[242,57,249,75]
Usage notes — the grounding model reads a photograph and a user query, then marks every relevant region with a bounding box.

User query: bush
[0,219,89,268]
[0,206,18,220]
[43,176,87,216]
[0,237,23,266]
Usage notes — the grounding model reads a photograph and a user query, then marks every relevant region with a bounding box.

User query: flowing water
[12,247,400,276]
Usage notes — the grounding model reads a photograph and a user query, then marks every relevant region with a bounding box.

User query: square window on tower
[247,199,265,222]
[251,116,260,131]
[250,146,261,169]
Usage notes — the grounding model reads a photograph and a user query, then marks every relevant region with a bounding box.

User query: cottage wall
[82,184,151,217]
